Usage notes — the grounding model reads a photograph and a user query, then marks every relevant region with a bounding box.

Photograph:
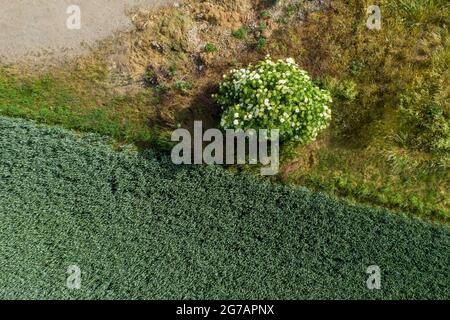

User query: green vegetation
[271,0,450,221]
[215,57,332,144]
[204,43,218,53]
[0,0,447,300]
[1,116,449,299]
[292,0,449,155]
[260,10,270,19]
[258,21,267,32]
[0,65,169,149]
[255,37,268,50]
[174,79,193,93]
[0,0,447,222]
[231,27,248,40]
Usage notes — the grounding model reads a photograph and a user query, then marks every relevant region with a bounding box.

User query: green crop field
[0,116,449,299]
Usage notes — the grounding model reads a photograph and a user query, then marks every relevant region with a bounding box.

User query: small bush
[214,56,332,144]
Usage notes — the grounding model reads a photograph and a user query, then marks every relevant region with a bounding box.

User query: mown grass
[1,116,449,299]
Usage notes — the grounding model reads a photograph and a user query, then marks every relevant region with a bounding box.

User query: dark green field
[0,116,448,299]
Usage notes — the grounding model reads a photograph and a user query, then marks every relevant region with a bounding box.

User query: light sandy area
[0,0,178,63]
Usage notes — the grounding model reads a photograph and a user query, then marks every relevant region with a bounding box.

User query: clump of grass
[260,10,270,19]
[258,21,267,31]
[204,43,218,53]
[255,37,267,50]
[283,4,297,17]
[162,63,178,78]
[173,79,192,93]
[231,27,248,39]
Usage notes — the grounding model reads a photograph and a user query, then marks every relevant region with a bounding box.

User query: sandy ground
[0,0,178,63]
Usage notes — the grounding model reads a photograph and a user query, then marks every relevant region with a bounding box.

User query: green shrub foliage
[0,116,449,299]
[214,57,332,143]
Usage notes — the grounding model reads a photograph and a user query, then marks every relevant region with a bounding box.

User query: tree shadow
[177,82,222,135]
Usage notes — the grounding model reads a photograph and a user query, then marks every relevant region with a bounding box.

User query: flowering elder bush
[213,56,332,143]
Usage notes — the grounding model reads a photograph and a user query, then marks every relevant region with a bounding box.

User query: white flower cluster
[213,56,332,144]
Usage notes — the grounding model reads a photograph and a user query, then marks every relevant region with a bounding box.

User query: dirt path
[0,0,177,63]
